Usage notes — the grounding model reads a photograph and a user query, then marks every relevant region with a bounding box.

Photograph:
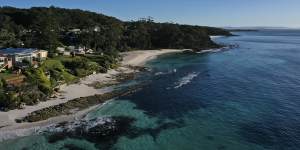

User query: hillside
[0,6,232,52]
[0,7,232,110]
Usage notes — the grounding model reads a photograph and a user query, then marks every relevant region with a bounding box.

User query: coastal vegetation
[0,6,232,111]
[0,6,231,51]
[18,84,144,123]
[0,55,118,110]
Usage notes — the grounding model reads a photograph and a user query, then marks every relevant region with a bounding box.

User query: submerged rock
[38,115,185,149]
[42,116,135,145]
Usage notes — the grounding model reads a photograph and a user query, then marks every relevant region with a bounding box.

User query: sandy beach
[121,49,183,66]
[0,49,184,141]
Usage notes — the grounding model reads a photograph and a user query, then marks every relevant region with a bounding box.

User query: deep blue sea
[1,29,300,150]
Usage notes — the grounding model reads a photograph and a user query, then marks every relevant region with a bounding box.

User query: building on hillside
[56,47,66,53]
[32,50,48,61]
[67,46,75,51]
[63,51,71,56]
[0,48,48,67]
[72,47,86,56]
[0,54,13,72]
[85,49,95,54]
[56,47,72,56]
[0,54,7,67]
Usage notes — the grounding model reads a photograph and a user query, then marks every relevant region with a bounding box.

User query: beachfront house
[0,48,48,67]
[0,54,13,72]
[0,54,7,67]
[32,50,48,61]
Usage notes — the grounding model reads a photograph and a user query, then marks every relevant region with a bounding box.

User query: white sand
[0,49,184,141]
[210,35,224,39]
[121,49,183,66]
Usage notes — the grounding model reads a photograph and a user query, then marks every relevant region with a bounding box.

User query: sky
[0,0,299,28]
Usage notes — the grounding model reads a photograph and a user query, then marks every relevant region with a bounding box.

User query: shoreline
[0,49,184,141]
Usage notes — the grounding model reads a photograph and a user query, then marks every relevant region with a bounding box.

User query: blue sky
[0,0,299,27]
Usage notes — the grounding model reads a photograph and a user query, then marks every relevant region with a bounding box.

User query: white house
[72,48,85,55]
[0,54,6,66]
[67,46,76,51]
[0,48,48,66]
[0,54,12,72]
[63,51,71,56]
[85,49,94,54]
[56,47,66,53]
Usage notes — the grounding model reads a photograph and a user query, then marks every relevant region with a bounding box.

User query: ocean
[1,29,300,150]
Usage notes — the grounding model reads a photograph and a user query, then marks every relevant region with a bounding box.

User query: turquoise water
[1,30,300,150]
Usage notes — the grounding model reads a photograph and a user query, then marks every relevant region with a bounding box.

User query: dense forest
[0,6,231,53]
[0,6,232,110]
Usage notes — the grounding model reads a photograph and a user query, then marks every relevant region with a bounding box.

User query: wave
[38,117,114,134]
[197,45,238,54]
[196,49,220,54]
[155,69,177,76]
[36,116,135,145]
[173,72,199,89]
[155,72,167,76]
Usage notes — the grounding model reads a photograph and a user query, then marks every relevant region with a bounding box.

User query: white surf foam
[38,117,112,134]
[173,72,199,89]
[155,69,177,76]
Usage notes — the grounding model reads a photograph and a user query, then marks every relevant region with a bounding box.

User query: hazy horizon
[0,0,300,28]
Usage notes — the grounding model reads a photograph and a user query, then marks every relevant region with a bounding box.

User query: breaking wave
[197,45,238,54]
[173,72,199,89]
[38,117,114,134]
[155,69,177,76]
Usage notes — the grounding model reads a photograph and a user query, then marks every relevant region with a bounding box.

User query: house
[67,46,75,51]
[72,50,85,56]
[85,49,95,54]
[0,54,7,66]
[0,54,13,72]
[56,47,72,56]
[72,47,85,56]
[0,48,48,67]
[63,51,71,56]
[56,47,65,53]
[38,50,48,59]
[32,50,48,61]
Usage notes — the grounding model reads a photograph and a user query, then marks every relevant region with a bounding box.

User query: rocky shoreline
[18,83,146,123]
[0,49,185,142]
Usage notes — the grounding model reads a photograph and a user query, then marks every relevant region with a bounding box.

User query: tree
[0,29,16,48]
[30,11,61,52]
[124,22,152,49]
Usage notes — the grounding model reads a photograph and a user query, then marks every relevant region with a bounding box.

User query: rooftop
[0,48,38,55]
